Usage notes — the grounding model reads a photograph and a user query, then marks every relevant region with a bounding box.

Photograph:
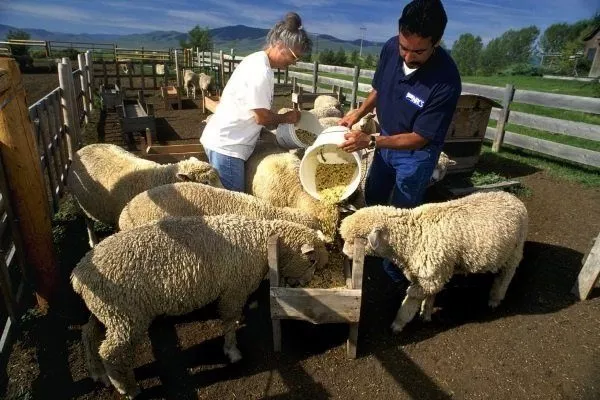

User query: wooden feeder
[141,128,207,164]
[160,85,182,110]
[268,236,366,359]
[99,83,122,111]
[202,94,220,114]
[443,94,501,175]
[117,91,157,144]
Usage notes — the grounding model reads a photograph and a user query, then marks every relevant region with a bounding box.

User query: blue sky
[0,0,598,45]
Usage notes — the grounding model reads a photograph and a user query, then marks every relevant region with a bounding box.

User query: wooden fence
[0,51,93,366]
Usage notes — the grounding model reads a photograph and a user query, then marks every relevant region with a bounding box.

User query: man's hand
[340,130,370,153]
[283,110,301,124]
[339,110,361,128]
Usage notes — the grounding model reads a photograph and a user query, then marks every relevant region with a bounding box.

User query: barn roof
[582,24,600,41]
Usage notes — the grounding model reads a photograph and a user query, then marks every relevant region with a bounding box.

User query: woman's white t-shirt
[200,51,274,161]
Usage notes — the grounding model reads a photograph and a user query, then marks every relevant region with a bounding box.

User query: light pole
[359,26,366,58]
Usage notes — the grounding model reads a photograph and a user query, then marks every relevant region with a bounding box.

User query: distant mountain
[0,23,384,56]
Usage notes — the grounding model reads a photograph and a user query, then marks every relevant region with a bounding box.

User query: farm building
[583,23,600,77]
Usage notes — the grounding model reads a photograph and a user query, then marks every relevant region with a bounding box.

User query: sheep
[313,95,341,111]
[183,70,212,99]
[72,214,328,398]
[319,117,342,129]
[351,112,377,134]
[246,145,341,241]
[119,59,134,75]
[155,63,165,75]
[118,181,322,232]
[339,190,528,333]
[67,144,222,245]
[310,107,343,119]
[430,152,457,185]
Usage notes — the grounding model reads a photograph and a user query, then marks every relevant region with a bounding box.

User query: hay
[316,163,357,204]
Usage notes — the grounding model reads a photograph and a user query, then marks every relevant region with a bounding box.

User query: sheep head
[175,157,223,187]
[339,206,398,259]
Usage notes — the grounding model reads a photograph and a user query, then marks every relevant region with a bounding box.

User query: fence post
[351,65,360,110]
[196,47,200,68]
[312,60,319,93]
[284,67,289,84]
[492,83,515,152]
[85,51,94,111]
[58,62,77,159]
[0,58,59,310]
[220,50,225,89]
[174,50,181,89]
[61,58,82,147]
[77,54,91,124]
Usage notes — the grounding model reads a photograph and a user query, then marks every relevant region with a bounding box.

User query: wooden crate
[141,129,207,164]
[118,91,157,143]
[443,94,501,175]
[269,236,366,359]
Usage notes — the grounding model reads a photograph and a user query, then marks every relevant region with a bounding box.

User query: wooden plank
[270,287,362,323]
[513,89,600,115]
[203,96,220,113]
[572,235,600,300]
[492,84,515,152]
[267,235,281,352]
[288,71,313,83]
[507,111,600,142]
[484,127,600,168]
[461,83,505,100]
[347,238,366,359]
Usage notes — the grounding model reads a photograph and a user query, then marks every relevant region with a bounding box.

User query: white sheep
[118,181,322,231]
[183,70,212,99]
[318,117,342,129]
[339,191,528,333]
[72,214,328,398]
[313,95,341,111]
[155,63,165,75]
[119,59,134,75]
[245,143,341,241]
[67,144,222,244]
[351,112,378,134]
[310,107,343,119]
[430,152,457,185]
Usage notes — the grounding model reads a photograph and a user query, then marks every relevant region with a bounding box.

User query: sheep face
[279,237,329,287]
[341,226,391,259]
[339,207,395,259]
[430,152,457,185]
[175,157,223,187]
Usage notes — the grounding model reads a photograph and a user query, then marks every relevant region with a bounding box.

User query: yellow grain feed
[316,162,356,204]
[295,129,317,146]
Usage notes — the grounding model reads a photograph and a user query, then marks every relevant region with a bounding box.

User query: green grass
[462,75,600,98]
[480,143,600,187]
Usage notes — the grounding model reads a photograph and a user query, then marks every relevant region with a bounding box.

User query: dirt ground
[2,72,600,399]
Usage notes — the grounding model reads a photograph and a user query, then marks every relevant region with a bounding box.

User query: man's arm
[340,130,429,153]
[339,89,378,128]
[253,108,300,127]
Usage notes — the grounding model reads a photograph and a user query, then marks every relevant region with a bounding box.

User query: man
[201,12,311,192]
[339,0,461,281]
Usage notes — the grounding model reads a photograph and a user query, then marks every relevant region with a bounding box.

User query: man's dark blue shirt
[372,36,462,151]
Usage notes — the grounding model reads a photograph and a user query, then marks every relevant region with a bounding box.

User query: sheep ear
[448,159,457,166]
[176,173,191,182]
[188,156,199,162]
[301,243,315,255]
[367,227,387,250]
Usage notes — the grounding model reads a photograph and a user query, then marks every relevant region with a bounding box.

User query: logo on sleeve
[405,92,424,108]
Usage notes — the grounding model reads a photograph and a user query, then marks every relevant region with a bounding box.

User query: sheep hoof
[224,346,242,363]
[488,299,501,308]
[390,321,406,334]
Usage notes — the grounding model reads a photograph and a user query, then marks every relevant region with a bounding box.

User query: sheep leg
[99,324,142,398]
[82,315,110,386]
[489,255,520,308]
[85,217,98,248]
[419,294,436,322]
[391,283,427,334]
[217,296,244,363]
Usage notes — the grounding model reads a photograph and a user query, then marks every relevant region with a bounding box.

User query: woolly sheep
[246,144,341,241]
[313,95,341,111]
[119,59,134,75]
[155,63,165,75]
[72,214,328,397]
[430,152,457,185]
[339,191,528,333]
[67,143,222,237]
[118,181,321,231]
[351,112,377,134]
[310,107,343,119]
[183,70,212,99]
[319,117,342,129]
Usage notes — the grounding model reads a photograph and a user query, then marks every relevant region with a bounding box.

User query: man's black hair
[398,0,448,44]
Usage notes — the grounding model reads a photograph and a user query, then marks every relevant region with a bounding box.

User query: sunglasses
[287,47,299,61]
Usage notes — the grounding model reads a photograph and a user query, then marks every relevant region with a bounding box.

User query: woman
[200,12,312,191]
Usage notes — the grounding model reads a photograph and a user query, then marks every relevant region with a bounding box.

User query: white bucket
[275,111,324,149]
[299,126,363,202]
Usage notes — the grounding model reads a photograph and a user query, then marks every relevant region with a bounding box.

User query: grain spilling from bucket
[296,129,317,146]
[316,163,357,204]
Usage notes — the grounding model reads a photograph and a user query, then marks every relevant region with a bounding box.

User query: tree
[180,25,212,51]
[319,49,335,64]
[539,23,571,54]
[7,29,30,56]
[363,53,375,68]
[350,49,360,66]
[477,26,540,75]
[334,47,347,66]
[451,33,483,76]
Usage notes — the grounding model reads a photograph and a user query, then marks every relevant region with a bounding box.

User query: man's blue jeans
[205,149,245,192]
[364,147,438,282]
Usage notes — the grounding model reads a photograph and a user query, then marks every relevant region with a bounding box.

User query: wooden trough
[202,94,220,114]
[118,91,157,143]
[160,85,182,110]
[269,236,366,359]
[142,128,207,163]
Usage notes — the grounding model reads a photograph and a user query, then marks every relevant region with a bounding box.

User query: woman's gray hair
[266,12,312,54]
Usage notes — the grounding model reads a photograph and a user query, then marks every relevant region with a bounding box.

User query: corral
[1,55,599,400]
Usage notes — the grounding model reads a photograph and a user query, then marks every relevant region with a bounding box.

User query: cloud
[1,2,91,21]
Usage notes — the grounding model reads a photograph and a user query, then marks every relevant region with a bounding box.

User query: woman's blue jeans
[205,149,245,192]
